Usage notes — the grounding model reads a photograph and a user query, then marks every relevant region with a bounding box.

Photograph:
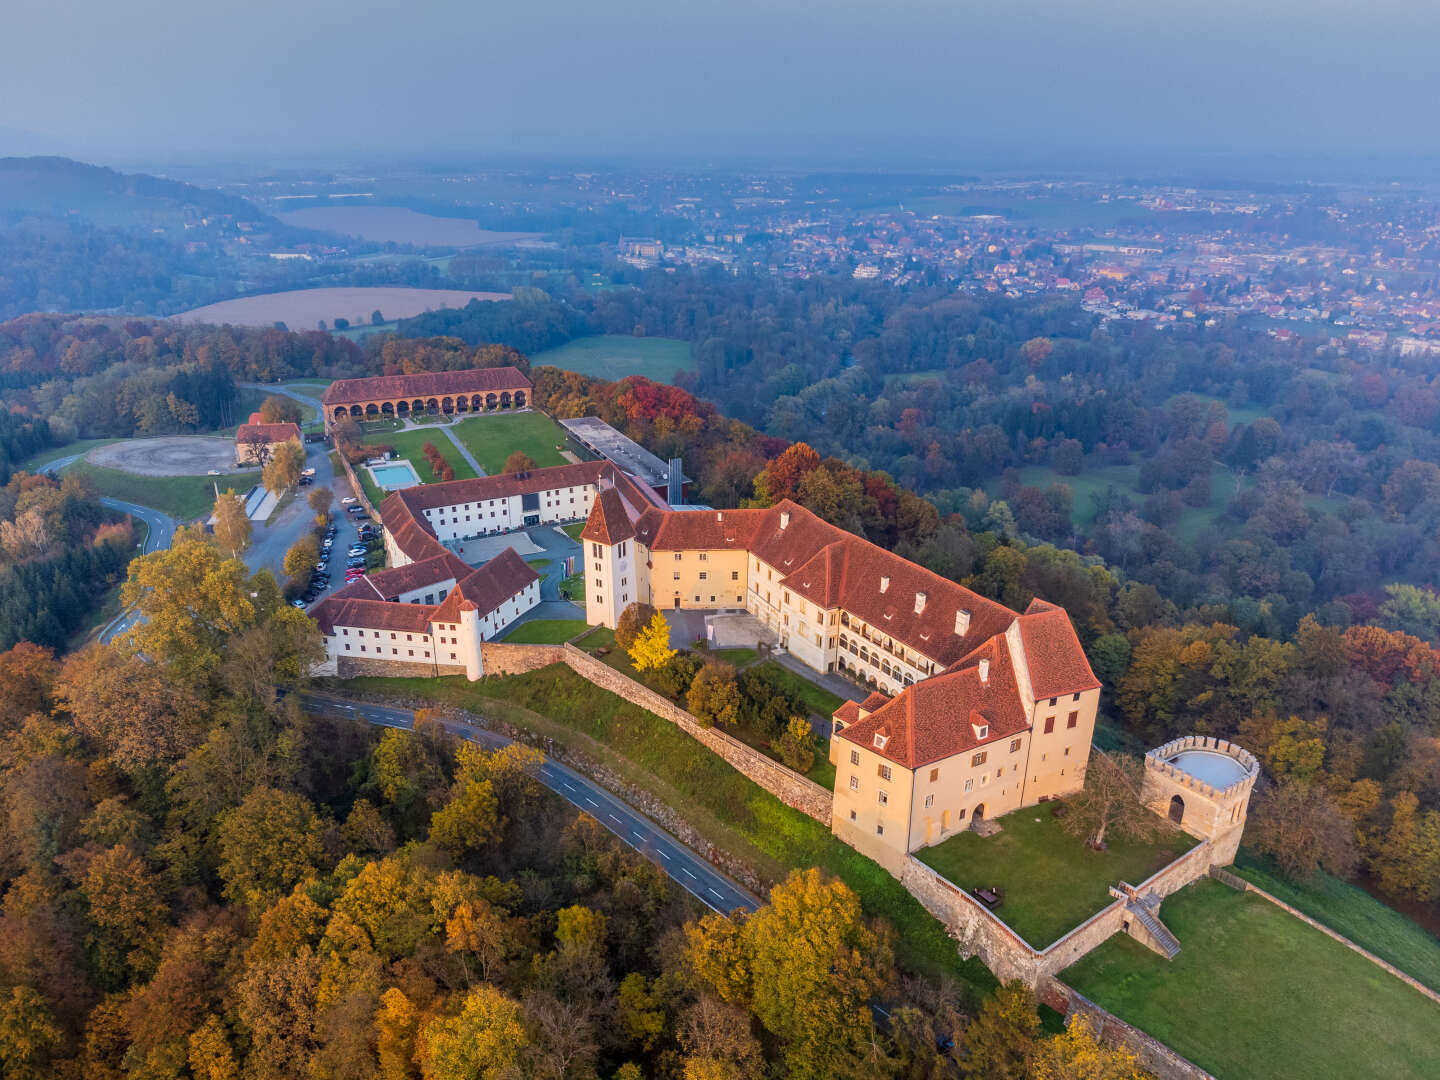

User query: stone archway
[471,394,483,411]
[500,391,512,409]
[456,396,469,413]
[396,400,409,415]
[365,403,379,417]
[333,406,349,421]
[1169,794,1185,825]
[485,393,498,409]
[973,803,986,822]
[442,397,454,414]
[349,405,363,418]
[426,398,439,413]
[381,401,394,416]
[412,398,425,415]
[514,389,527,407]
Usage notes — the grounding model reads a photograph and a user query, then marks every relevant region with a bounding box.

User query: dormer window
[956,609,971,636]
[973,723,989,740]
[873,733,889,750]
[879,575,891,593]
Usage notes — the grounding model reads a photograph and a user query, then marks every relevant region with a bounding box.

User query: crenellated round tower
[1141,736,1259,865]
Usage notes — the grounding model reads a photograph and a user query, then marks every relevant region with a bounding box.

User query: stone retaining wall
[1041,981,1216,1080]
[337,656,466,679]
[479,642,566,676]
[335,451,379,520]
[559,644,833,823]
[901,833,1223,987]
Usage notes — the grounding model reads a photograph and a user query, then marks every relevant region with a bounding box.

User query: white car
[341,497,358,505]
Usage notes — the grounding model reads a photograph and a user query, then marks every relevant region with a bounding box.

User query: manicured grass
[500,619,590,644]
[64,462,261,521]
[704,646,759,667]
[751,660,849,717]
[333,667,992,993]
[531,334,693,383]
[917,804,1197,947]
[451,412,570,474]
[351,428,479,506]
[558,571,584,604]
[1064,880,1440,1080]
[1232,849,1440,993]
[19,438,123,471]
[561,522,585,541]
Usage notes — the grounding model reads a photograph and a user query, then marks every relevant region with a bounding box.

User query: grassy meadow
[531,335,693,383]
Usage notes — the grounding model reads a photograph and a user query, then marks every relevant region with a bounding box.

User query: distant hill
[0,156,277,231]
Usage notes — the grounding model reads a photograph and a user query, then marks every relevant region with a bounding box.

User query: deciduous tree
[502,450,536,475]
[962,981,1039,1080]
[259,395,304,425]
[216,787,326,911]
[416,984,528,1080]
[1248,780,1358,881]
[1061,751,1157,850]
[1030,1013,1152,1079]
[615,601,657,649]
[212,488,252,558]
[262,438,307,495]
[629,612,676,672]
[687,661,741,726]
[0,986,61,1080]
[776,715,816,773]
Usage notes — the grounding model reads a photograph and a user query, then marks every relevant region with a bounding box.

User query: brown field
[277,205,539,248]
[171,287,509,330]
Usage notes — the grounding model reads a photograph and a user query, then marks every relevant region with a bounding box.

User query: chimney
[716,511,723,522]
[914,590,927,614]
[955,609,971,636]
[780,511,790,529]
[879,575,891,593]
[978,657,990,684]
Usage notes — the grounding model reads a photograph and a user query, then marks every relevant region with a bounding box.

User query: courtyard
[916,801,1197,947]
[1063,879,1440,1080]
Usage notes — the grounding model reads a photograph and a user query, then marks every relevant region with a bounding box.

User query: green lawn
[331,665,992,994]
[531,335,693,383]
[499,619,589,644]
[558,571,584,604]
[18,438,123,471]
[1232,849,1440,993]
[751,660,850,718]
[450,412,570,474]
[63,462,261,521]
[917,804,1197,948]
[561,522,586,541]
[352,428,479,506]
[1064,880,1440,1080]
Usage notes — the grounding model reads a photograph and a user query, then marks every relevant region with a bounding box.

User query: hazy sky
[5,0,1438,164]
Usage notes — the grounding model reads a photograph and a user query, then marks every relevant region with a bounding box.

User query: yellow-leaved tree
[416,984,528,1080]
[628,612,676,672]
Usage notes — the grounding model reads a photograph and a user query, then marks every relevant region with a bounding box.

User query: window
[698,572,707,580]
[698,553,707,561]
[929,767,939,782]
[673,572,680,581]
[964,779,973,793]
[849,775,858,791]
[1049,697,1058,706]
[1073,692,1081,702]
[876,824,884,836]
[674,552,682,560]
[924,794,934,809]
[878,764,892,781]
[1067,711,1078,729]
[877,791,888,805]
[1010,738,1022,753]
[731,570,739,581]
[971,751,987,767]
[1064,747,1070,757]
[850,750,859,766]
[849,809,856,821]
[1044,716,1055,734]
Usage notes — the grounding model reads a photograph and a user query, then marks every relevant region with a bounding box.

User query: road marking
[658,851,671,861]
[585,798,599,808]
[632,831,645,842]
[681,868,696,879]
[708,888,723,899]
[608,814,622,825]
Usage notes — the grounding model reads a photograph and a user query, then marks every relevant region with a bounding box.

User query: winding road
[300,690,760,915]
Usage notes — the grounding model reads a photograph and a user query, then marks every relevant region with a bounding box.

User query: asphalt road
[300,690,760,915]
[97,497,178,644]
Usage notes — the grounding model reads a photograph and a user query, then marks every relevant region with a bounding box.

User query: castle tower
[579,487,637,629]
[1141,736,1259,866]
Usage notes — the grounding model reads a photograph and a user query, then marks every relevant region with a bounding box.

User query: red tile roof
[1016,604,1101,699]
[432,547,539,623]
[385,461,606,514]
[311,596,439,635]
[321,366,532,406]
[363,552,474,600]
[581,487,635,545]
[835,635,1029,768]
[236,422,301,445]
[632,507,765,550]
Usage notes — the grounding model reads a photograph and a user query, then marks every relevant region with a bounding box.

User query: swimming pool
[370,461,421,489]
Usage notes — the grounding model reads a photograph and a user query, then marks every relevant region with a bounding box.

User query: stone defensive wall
[337,656,468,679]
[472,641,834,823]
[1039,982,1217,1080]
[900,834,1222,987]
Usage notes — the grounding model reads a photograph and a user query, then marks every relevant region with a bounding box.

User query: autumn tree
[262,438,307,495]
[284,535,320,585]
[216,787,326,910]
[1030,1013,1152,1080]
[55,643,208,772]
[375,988,420,1080]
[685,868,892,1078]
[80,843,167,980]
[429,775,501,858]
[308,486,334,521]
[212,488,252,558]
[0,641,59,723]
[416,984,528,1080]
[1061,751,1158,850]
[687,661,741,726]
[776,715,817,773]
[1248,780,1359,881]
[259,395,304,425]
[962,980,1040,1080]
[628,612,677,672]
[750,442,821,505]
[188,1014,241,1080]
[502,450,536,475]
[615,601,658,649]
[1371,792,1440,902]
[0,986,61,1080]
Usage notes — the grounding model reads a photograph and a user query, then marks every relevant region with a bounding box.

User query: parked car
[341,497,358,505]
[291,599,306,608]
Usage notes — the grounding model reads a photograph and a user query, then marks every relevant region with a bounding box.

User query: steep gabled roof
[236,421,301,444]
[633,507,766,550]
[1016,601,1100,700]
[580,487,635,545]
[432,547,539,623]
[363,552,473,600]
[311,595,439,635]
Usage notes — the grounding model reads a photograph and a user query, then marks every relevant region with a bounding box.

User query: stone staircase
[1127,897,1181,959]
